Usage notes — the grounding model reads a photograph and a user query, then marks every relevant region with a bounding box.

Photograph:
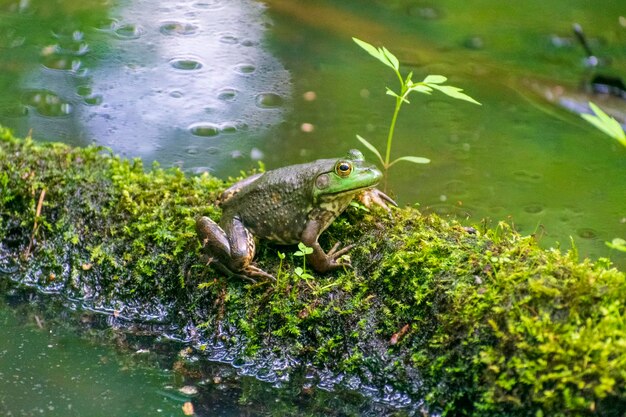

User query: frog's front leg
[195,216,274,281]
[301,219,353,273]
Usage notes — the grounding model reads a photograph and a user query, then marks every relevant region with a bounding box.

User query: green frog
[196,149,396,280]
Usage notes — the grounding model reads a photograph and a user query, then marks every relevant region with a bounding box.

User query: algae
[1,127,625,416]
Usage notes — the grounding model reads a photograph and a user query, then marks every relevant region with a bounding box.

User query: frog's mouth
[321,183,377,198]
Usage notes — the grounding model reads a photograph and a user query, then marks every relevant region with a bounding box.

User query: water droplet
[220,124,237,134]
[513,170,543,183]
[523,204,544,214]
[159,21,198,36]
[170,90,184,98]
[186,146,199,155]
[21,90,73,117]
[444,180,467,197]
[576,228,598,239]
[189,123,220,137]
[219,34,239,44]
[170,57,203,70]
[255,93,283,108]
[193,0,223,10]
[114,24,144,40]
[217,88,237,101]
[241,39,256,47]
[234,63,256,74]
[251,148,264,160]
[84,95,103,106]
[94,18,118,31]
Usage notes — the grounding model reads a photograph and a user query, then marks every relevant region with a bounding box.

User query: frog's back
[221,161,331,243]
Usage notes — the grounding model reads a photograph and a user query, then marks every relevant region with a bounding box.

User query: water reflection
[1,0,290,174]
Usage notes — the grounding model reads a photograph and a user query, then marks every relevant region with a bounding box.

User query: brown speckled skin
[196,152,394,280]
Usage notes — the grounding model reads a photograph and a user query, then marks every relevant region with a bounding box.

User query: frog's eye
[335,161,352,177]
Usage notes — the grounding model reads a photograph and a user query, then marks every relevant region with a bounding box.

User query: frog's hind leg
[196,215,274,281]
[222,216,275,281]
[196,216,232,263]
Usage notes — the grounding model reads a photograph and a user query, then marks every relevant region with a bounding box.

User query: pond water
[0,0,625,414]
[0,285,406,417]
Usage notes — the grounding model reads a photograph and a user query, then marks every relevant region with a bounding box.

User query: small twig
[24,188,46,258]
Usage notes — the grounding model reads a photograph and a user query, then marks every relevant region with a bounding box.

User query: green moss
[1,127,626,416]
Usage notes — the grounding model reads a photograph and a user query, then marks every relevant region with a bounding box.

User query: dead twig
[24,188,46,258]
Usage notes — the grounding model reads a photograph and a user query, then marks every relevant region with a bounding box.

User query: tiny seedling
[352,37,481,187]
[293,242,315,286]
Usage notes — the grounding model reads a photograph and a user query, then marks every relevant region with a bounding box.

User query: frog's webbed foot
[305,240,354,273]
[327,241,355,261]
[358,188,398,212]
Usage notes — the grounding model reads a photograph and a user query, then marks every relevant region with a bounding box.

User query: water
[0,0,625,413]
[0,286,407,416]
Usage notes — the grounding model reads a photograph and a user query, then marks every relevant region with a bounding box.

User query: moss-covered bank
[1,128,625,416]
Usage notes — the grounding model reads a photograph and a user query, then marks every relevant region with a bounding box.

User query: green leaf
[381,46,400,70]
[356,134,385,166]
[386,87,410,103]
[297,242,313,255]
[423,75,447,84]
[294,267,304,276]
[582,102,626,145]
[352,37,396,70]
[606,238,626,252]
[389,155,431,167]
[428,84,481,105]
[405,71,414,85]
[407,84,433,95]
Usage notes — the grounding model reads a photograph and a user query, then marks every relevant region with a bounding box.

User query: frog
[195,149,396,281]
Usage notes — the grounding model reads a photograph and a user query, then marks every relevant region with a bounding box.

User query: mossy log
[1,127,625,416]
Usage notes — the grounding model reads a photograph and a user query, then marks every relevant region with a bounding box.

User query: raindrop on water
[159,21,198,36]
[189,123,220,137]
[217,88,237,101]
[219,34,239,44]
[169,57,203,70]
[255,93,284,108]
[193,0,223,10]
[114,24,145,40]
[523,204,544,214]
[84,95,103,106]
[576,228,598,239]
[234,63,256,74]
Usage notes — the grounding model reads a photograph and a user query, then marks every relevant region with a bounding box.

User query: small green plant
[580,102,625,257]
[581,101,626,147]
[607,238,626,253]
[352,37,481,185]
[293,242,314,287]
